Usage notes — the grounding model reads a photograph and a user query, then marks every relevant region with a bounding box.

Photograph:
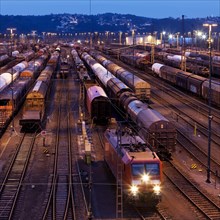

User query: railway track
[108,54,220,152]
[42,79,76,219]
[0,132,37,220]
[152,91,220,146]
[150,90,220,178]
[177,130,220,178]
[135,207,170,220]
[42,78,88,219]
[116,56,220,138]
[163,162,220,219]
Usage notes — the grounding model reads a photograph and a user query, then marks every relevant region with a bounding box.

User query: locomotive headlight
[130,185,139,196]
[153,185,161,195]
[141,174,150,183]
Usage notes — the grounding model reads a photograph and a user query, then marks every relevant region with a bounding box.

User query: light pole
[203,22,217,183]
[218,33,220,51]
[119,31,122,45]
[160,31,166,48]
[176,32,180,49]
[6,28,16,56]
[10,67,15,131]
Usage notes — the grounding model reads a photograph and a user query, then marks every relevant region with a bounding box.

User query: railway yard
[0,40,220,220]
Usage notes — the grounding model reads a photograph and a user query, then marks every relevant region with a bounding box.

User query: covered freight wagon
[85,85,111,124]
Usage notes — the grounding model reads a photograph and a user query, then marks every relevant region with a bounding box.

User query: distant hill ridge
[0,13,219,34]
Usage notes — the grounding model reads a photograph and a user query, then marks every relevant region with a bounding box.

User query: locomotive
[104,126,162,206]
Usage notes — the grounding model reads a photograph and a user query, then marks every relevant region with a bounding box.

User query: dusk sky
[0,0,219,18]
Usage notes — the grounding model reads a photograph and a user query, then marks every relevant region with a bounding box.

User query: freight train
[152,63,220,107]
[82,52,176,159]
[104,126,162,206]
[0,54,49,131]
[19,51,59,131]
[90,52,151,100]
[100,45,220,77]
[71,49,91,81]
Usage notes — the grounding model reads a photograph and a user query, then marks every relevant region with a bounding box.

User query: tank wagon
[104,127,162,206]
[20,54,49,78]
[0,77,32,130]
[0,61,28,93]
[91,53,151,100]
[0,54,11,67]
[81,52,116,88]
[82,52,176,159]
[21,50,35,61]
[19,62,56,131]
[152,63,220,107]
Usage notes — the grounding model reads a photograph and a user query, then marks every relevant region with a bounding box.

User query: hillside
[0,13,219,34]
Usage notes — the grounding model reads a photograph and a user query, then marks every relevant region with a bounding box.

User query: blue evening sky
[0,0,219,18]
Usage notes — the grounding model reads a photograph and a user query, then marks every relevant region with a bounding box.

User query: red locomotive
[104,126,162,207]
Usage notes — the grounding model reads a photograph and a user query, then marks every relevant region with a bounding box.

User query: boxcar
[187,74,206,95]
[160,65,179,84]
[176,71,192,90]
[85,85,111,123]
[202,80,220,106]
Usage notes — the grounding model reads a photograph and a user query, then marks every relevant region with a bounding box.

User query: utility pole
[181,15,186,71]
[203,22,217,183]
[7,28,16,131]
